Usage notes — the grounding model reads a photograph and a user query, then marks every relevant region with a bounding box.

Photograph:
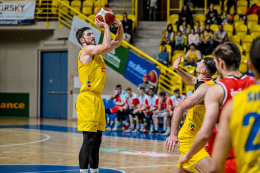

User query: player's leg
[89,130,102,173]
[131,111,141,132]
[162,112,171,136]
[79,131,97,173]
[194,157,211,173]
[176,167,193,173]
[124,112,134,132]
[150,114,159,134]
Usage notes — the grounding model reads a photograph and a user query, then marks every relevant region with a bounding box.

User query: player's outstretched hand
[165,134,179,152]
[173,54,182,69]
[95,18,108,28]
[114,19,123,28]
[179,153,192,171]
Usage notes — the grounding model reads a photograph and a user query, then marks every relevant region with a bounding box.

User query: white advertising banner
[69,16,101,48]
[0,1,35,25]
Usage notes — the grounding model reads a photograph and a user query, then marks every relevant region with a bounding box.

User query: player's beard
[84,38,96,45]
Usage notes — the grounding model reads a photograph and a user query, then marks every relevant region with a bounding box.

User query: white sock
[167,127,170,131]
[123,120,129,126]
[80,169,88,173]
[136,124,140,129]
[130,124,134,128]
[163,126,166,131]
[150,125,154,130]
[155,125,158,131]
[90,168,99,173]
[114,121,119,127]
[140,124,144,128]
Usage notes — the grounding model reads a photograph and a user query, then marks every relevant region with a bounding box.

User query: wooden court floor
[0,117,181,173]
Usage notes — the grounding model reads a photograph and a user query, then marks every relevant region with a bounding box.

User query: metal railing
[167,0,207,22]
[34,0,182,95]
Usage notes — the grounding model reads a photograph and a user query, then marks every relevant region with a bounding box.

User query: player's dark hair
[203,57,217,76]
[250,37,260,74]
[123,12,127,15]
[159,91,166,96]
[76,27,91,45]
[139,87,145,91]
[149,87,155,91]
[174,89,180,93]
[212,42,241,71]
[116,84,122,88]
[125,87,132,91]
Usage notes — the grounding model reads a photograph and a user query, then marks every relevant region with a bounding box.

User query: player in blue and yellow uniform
[76,18,123,173]
[210,38,260,173]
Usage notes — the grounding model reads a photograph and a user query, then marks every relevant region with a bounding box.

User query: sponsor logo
[128,60,147,76]
[102,68,106,72]
[188,123,195,132]
[86,80,91,87]
[97,56,101,61]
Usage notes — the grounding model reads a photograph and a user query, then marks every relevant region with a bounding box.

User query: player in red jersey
[179,42,255,173]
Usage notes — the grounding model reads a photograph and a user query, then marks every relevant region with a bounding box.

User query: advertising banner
[0,93,29,117]
[99,33,129,75]
[69,16,101,48]
[124,52,160,86]
[0,1,35,25]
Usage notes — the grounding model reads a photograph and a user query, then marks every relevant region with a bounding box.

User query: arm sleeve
[145,99,149,106]
[132,98,139,106]
[169,99,173,106]
[197,51,202,60]
[185,50,189,58]
[155,98,159,106]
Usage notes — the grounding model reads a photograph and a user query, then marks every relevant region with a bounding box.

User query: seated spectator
[246,3,260,16]
[180,21,190,36]
[151,91,171,134]
[188,28,199,47]
[184,43,202,67]
[161,24,175,49]
[122,12,133,43]
[123,87,140,132]
[178,4,193,27]
[221,11,229,25]
[215,24,228,46]
[110,24,118,35]
[199,24,214,54]
[147,0,158,21]
[138,75,153,94]
[194,21,203,35]
[175,31,185,50]
[157,45,169,66]
[226,0,237,14]
[206,3,218,24]
[169,89,186,122]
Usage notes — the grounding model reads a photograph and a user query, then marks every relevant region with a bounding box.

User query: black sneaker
[149,130,159,134]
[159,131,166,135]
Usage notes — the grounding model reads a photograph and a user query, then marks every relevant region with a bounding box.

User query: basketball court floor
[0,117,180,173]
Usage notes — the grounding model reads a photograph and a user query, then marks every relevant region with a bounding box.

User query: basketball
[147,70,158,85]
[95,7,115,27]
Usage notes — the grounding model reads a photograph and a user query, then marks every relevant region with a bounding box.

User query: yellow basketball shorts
[177,133,210,172]
[76,92,106,132]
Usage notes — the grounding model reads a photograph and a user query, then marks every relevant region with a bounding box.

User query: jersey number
[243,112,260,152]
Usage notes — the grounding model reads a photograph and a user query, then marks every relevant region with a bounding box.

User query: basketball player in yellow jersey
[165,54,217,173]
[209,39,260,173]
[75,18,123,173]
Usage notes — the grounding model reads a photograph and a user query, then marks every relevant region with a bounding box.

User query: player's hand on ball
[113,19,123,27]
[165,134,179,152]
[173,54,182,69]
[95,18,108,28]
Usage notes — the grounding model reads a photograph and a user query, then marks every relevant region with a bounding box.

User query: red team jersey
[110,91,127,113]
[138,94,149,112]
[126,93,139,108]
[145,95,159,115]
[216,75,255,173]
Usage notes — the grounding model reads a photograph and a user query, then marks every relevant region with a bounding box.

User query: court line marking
[114,164,178,169]
[0,129,50,147]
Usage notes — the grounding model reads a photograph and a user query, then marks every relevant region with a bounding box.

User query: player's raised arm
[210,100,232,173]
[165,84,211,152]
[173,54,198,86]
[110,19,124,50]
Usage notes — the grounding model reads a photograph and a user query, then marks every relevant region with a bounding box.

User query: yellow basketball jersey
[78,47,106,95]
[179,79,216,137]
[229,84,260,173]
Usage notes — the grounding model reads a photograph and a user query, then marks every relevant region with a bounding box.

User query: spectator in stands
[129,87,149,132]
[221,11,229,25]
[199,23,214,54]
[138,75,153,94]
[178,4,193,27]
[246,3,260,16]
[175,31,185,50]
[161,24,175,49]
[122,12,133,43]
[123,87,140,132]
[184,43,202,67]
[110,24,118,35]
[194,21,203,35]
[215,24,228,46]
[157,45,169,66]
[206,3,218,24]
[147,0,158,21]
[188,28,199,47]
[226,0,237,15]
[152,91,172,135]
[180,21,190,36]
[145,87,159,133]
